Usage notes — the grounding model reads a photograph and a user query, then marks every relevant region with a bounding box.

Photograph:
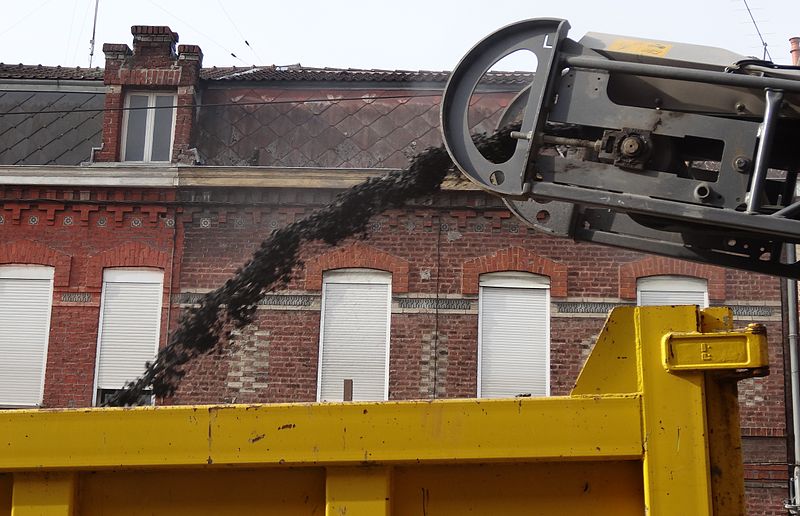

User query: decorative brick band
[61,292,93,303]
[85,242,170,288]
[305,244,409,293]
[618,256,725,300]
[174,292,315,308]
[0,239,71,287]
[461,247,567,297]
[396,297,473,310]
[555,301,633,314]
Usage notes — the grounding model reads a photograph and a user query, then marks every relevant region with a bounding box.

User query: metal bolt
[735,102,747,114]
[733,156,751,172]
[694,183,712,200]
[620,135,644,157]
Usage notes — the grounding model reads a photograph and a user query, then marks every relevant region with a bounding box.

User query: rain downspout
[786,243,800,514]
[784,35,800,514]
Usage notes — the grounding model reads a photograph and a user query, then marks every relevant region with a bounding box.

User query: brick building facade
[0,26,790,513]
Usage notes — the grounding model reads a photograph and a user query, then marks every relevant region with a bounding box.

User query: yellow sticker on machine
[607,38,673,57]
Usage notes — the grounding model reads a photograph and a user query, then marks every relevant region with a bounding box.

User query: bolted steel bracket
[662,323,769,375]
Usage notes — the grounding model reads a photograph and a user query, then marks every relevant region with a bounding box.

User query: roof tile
[0,64,104,81]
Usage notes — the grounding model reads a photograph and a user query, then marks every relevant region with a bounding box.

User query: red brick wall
[727,269,782,301]
[390,313,478,400]
[745,485,788,515]
[739,319,786,436]
[172,310,320,404]
[0,187,179,407]
[550,317,606,395]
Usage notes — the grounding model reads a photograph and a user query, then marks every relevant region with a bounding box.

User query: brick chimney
[791,37,800,66]
[94,26,203,164]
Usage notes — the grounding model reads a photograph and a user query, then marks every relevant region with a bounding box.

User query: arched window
[0,265,54,407]
[478,271,550,398]
[636,275,709,307]
[94,268,163,405]
[318,269,391,402]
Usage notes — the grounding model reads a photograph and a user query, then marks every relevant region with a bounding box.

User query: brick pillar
[94,44,131,162]
[174,45,203,164]
[94,26,202,164]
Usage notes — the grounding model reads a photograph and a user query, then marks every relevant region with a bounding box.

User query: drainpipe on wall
[784,36,800,513]
[786,244,800,515]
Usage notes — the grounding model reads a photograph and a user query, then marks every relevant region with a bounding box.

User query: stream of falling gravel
[105,126,518,406]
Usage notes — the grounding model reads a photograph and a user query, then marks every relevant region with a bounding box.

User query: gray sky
[1,0,798,70]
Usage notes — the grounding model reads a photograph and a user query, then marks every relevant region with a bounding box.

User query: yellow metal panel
[0,397,642,470]
[393,462,644,515]
[636,306,712,515]
[78,469,324,516]
[699,307,734,332]
[326,467,390,516]
[208,396,643,465]
[573,306,638,395]
[0,407,210,469]
[10,473,75,516]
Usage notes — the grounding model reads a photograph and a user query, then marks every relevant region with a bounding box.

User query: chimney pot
[790,37,800,66]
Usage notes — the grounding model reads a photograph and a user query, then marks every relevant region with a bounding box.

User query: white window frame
[316,268,391,402]
[636,275,709,307]
[477,271,551,398]
[92,267,163,406]
[0,265,55,408]
[120,91,177,162]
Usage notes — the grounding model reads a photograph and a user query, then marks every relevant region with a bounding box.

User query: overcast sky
[0,0,797,70]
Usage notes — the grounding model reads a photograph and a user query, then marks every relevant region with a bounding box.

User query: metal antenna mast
[741,0,773,61]
[88,0,100,67]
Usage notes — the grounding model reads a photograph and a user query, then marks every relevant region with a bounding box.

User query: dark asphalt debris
[105,125,519,406]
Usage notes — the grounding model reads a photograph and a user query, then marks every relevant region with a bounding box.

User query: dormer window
[121,92,176,162]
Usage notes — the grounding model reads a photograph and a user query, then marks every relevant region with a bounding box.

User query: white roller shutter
[95,269,163,395]
[479,272,549,398]
[318,269,390,401]
[0,266,54,407]
[637,275,708,307]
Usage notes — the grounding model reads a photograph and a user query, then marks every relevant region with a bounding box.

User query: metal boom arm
[441,18,800,279]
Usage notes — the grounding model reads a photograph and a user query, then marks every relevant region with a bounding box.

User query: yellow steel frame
[0,306,767,515]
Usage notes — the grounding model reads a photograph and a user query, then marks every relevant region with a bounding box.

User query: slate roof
[196,86,517,168]
[0,64,525,166]
[0,63,531,85]
[0,90,103,165]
